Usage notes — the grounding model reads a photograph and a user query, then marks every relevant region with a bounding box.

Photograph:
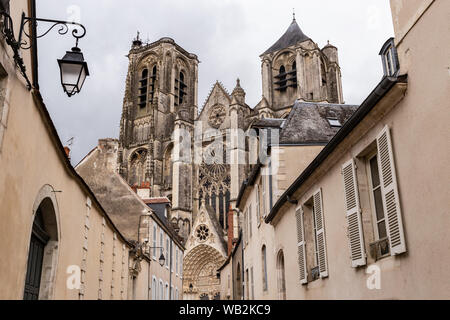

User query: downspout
[169,238,173,300]
[29,0,39,89]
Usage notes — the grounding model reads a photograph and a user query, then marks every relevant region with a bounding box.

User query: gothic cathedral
[117,16,344,299]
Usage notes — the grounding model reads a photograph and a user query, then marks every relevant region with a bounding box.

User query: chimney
[227,205,234,256]
[64,146,71,161]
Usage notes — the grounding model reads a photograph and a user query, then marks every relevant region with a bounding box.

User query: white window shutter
[255,184,260,222]
[313,188,329,278]
[295,206,308,284]
[376,126,406,255]
[342,159,366,267]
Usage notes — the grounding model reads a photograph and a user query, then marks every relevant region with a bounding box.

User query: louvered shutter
[376,126,406,255]
[342,159,366,267]
[313,189,328,278]
[295,206,308,284]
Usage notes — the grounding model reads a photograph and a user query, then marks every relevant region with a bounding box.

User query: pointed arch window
[274,65,287,92]
[138,69,148,108]
[290,61,298,87]
[149,65,157,103]
[175,71,187,106]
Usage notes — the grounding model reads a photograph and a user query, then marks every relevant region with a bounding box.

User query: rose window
[196,224,210,242]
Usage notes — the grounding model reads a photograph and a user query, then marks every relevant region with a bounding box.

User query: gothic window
[196,224,210,242]
[163,144,173,188]
[175,71,187,106]
[320,59,327,85]
[274,65,287,92]
[138,69,148,108]
[291,61,298,87]
[129,149,147,186]
[149,66,157,103]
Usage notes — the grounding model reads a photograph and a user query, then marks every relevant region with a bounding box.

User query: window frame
[366,151,390,259]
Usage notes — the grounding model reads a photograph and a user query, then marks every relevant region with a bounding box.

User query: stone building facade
[116,16,348,300]
[0,0,155,300]
[221,0,450,300]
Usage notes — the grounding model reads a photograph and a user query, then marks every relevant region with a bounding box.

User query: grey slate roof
[279,101,359,145]
[263,19,310,55]
[252,118,286,129]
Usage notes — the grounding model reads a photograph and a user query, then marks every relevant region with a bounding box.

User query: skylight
[327,118,342,127]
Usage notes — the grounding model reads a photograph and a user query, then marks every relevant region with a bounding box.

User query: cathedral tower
[118,34,199,231]
[259,16,344,116]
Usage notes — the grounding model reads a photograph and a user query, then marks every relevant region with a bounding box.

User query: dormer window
[175,71,187,106]
[380,38,399,77]
[138,69,148,108]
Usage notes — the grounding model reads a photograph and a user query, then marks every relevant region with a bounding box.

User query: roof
[251,118,286,129]
[262,19,310,55]
[144,197,171,205]
[75,145,184,248]
[279,102,359,145]
[266,75,408,223]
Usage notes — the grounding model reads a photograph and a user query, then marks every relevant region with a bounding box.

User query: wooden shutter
[295,206,308,284]
[376,126,406,255]
[313,189,328,278]
[342,159,366,267]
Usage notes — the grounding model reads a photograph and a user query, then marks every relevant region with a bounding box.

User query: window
[248,205,252,239]
[262,245,268,291]
[245,269,249,299]
[152,224,157,259]
[176,247,179,275]
[343,126,406,265]
[327,118,341,128]
[159,230,163,258]
[250,267,254,300]
[165,282,169,300]
[277,251,286,300]
[261,175,266,218]
[138,69,148,108]
[295,189,328,284]
[367,153,390,259]
[255,184,260,225]
[152,276,157,300]
[159,279,163,300]
[175,71,187,106]
[165,237,169,268]
[149,65,157,103]
[274,65,287,92]
[379,38,399,77]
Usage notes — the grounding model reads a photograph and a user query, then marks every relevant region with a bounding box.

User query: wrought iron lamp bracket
[0,11,87,90]
[18,13,86,50]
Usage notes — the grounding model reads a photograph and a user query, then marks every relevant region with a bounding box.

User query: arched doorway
[183,244,225,300]
[277,250,287,300]
[24,187,60,300]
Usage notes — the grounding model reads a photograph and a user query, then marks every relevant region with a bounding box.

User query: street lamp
[0,11,89,95]
[58,47,89,97]
[158,253,166,267]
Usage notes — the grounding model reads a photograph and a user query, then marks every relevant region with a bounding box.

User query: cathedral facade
[117,17,344,300]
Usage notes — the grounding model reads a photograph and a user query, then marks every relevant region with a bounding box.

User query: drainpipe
[169,238,173,300]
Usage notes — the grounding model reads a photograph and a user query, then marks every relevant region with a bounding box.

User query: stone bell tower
[118,33,199,211]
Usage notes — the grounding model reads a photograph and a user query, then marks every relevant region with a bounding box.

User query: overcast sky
[36,0,394,164]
